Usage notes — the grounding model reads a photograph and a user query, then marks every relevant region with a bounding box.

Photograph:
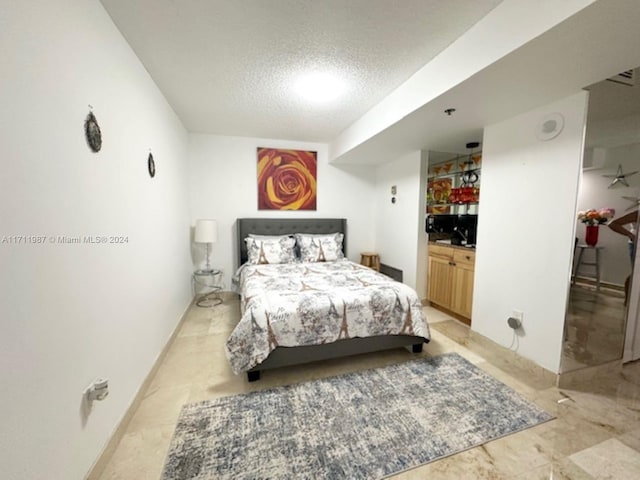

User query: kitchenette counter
[428,240,476,251]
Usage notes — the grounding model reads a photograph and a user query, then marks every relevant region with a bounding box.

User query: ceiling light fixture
[294,72,345,103]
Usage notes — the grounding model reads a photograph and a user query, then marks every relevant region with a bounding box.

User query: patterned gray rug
[162,353,553,479]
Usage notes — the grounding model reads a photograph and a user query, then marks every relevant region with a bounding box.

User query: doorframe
[623,216,640,362]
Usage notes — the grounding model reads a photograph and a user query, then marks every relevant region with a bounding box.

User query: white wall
[577,143,640,285]
[0,2,192,479]
[374,151,428,297]
[472,92,589,373]
[188,134,377,281]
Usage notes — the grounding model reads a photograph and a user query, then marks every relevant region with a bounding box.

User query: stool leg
[595,248,601,292]
[573,248,585,285]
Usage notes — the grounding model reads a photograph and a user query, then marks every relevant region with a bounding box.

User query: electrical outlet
[512,310,524,323]
[85,378,109,402]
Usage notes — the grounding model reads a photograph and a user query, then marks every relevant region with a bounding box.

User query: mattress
[225,260,430,374]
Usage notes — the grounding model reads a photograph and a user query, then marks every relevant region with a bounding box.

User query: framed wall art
[257,147,317,210]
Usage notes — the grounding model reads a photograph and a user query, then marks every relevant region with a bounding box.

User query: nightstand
[192,269,223,307]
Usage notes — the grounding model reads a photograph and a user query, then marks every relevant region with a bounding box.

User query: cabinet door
[428,255,453,309]
[452,262,474,319]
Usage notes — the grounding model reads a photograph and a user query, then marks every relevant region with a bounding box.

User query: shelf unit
[427,152,481,216]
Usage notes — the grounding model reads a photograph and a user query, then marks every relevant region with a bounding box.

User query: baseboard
[624,347,634,363]
[85,297,196,480]
[572,277,624,292]
[468,330,557,386]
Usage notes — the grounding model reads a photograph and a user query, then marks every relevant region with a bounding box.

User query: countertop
[428,241,476,252]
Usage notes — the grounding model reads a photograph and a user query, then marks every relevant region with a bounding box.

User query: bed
[226,218,430,381]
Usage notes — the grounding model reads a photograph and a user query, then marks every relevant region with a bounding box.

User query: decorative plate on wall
[84,111,102,152]
[148,152,156,178]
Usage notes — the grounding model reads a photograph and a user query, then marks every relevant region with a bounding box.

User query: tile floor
[96,294,640,480]
[562,283,627,372]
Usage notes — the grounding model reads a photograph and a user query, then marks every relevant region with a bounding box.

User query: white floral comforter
[225,260,430,374]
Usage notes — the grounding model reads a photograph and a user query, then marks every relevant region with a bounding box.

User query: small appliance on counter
[426,214,478,247]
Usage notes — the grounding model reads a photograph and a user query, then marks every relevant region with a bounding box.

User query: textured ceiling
[327,0,640,164]
[100,0,502,141]
[585,67,640,149]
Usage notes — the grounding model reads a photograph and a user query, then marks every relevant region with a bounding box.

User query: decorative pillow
[295,233,344,263]
[245,236,296,265]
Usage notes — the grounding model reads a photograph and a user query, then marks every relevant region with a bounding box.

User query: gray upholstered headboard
[236,218,347,267]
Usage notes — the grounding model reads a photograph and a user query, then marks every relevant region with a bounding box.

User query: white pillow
[245,236,296,265]
[295,233,344,262]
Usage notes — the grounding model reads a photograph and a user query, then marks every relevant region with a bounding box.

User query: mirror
[561,67,640,372]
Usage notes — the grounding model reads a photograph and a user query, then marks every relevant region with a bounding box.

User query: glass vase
[585,225,599,246]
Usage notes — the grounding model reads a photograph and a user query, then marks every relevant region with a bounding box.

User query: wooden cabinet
[427,254,453,307]
[451,250,475,318]
[427,245,476,322]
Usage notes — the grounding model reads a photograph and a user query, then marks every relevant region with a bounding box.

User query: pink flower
[598,208,615,220]
[578,208,615,225]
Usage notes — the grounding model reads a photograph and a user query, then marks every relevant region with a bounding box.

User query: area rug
[161,353,553,480]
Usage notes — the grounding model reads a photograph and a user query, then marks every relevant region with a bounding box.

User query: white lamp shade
[194,219,217,243]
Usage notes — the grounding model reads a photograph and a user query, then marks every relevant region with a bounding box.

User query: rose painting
[257,148,317,210]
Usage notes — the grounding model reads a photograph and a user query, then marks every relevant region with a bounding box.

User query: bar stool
[360,252,380,271]
[572,244,604,291]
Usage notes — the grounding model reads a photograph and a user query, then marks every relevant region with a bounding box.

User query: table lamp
[194,219,217,273]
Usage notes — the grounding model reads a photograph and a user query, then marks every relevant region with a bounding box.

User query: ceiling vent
[607,69,635,86]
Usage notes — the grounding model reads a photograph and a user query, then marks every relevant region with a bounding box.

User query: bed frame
[236,218,427,381]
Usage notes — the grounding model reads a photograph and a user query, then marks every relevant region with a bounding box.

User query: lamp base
[196,292,223,308]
